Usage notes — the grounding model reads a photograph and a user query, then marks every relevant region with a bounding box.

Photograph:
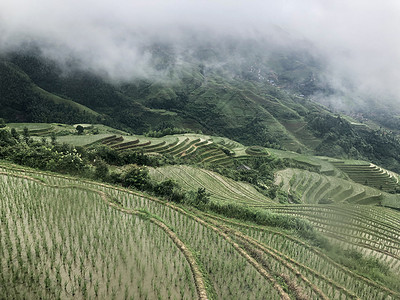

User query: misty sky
[1,0,400,104]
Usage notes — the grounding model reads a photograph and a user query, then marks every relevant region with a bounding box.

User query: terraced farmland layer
[0,173,198,299]
[35,127,270,168]
[1,163,400,299]
[9,123,128,140]
[95,134,237,167]
[275,168,383,205]
[245,146,270,156]
[330,161,400,192]
[56,134,116,147]
[202,212,399,300]
[6,123,55,135]
[149,165,274,205]
[252,203,400,271]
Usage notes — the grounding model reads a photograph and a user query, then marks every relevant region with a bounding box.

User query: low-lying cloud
[1,0,400,107]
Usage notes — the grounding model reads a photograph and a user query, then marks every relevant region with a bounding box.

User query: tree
[0,129,16,147]
[154,179,176,197]
[51,132,57,145]
[76,125,84,135]
[195,187,210,205]
[22,127,30,143]
[11,128,20,141]
[94,160,109,180]
[120,166,150,190]
[0,118,6,128]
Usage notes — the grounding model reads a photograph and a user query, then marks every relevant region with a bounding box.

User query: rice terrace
[3,2,400,298]
[1,123,400,299]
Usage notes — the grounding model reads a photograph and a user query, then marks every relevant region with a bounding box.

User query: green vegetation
[275,168,383,205]
[1,119,400,299]
[4,49,400,176]
[0,168,198,299]
[2,162,400,299]
[145,126,195,137]
[329,160,400,192]
[3,40,400,299]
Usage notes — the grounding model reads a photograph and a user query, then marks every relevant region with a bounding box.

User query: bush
[194,187,210,206]
[118,165,151,191]
[94,160,109,180]
[76,125,84,135]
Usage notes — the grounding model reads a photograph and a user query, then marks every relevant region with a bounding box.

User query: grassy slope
[0,60,100,120]
[34,86,100,116]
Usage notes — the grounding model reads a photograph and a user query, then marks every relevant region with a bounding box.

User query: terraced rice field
[270,167,400,267]
[2,163,400,299]
[92,134,270,168]
[56,134,116,147]
[150,164,400,277]
[6,123,56,136]
[27,125,271,168]
[97,135,237,167]
[329,160,400,192]
[256,204,400,272]
[149,165,274,205]
[275,168,383,205]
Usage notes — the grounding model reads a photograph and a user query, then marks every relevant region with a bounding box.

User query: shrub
[119,165,151,191]
[94,160,109,180]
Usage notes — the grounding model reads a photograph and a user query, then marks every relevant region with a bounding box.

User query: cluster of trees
[0,128,85,173]
[145,127,194,138]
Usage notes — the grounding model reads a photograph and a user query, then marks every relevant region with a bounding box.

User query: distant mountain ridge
[0,46,325,148]
[2,45,400,172]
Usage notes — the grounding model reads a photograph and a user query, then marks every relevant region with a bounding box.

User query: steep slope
[0,60,101,124]
[2,50,326,151]
[4,48,400,175]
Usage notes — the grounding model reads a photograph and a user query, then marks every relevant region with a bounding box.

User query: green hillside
[2,163,400,299]
[0,51,327,151]
[3,50,400,175]
[2,120,400,299]
[0,60,101,124]
[3,40,400,300]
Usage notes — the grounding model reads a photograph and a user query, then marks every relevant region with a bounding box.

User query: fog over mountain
[1,0,400,109]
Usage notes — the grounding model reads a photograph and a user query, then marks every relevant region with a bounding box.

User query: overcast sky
[1,0,400,105]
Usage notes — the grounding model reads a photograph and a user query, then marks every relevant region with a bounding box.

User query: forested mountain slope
[2,47,400,172]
